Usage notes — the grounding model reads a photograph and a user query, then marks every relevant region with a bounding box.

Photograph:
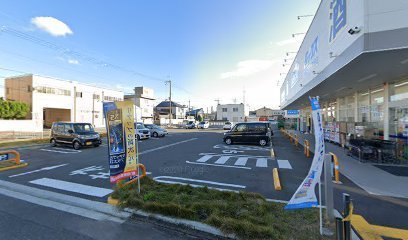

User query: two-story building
[4,74,123,131]
[155,100,187,120]
[216,103,248,122]
[124,87,155,124]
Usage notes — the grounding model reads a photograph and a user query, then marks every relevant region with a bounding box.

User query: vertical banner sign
[285,96,325,209]
[103,101,137,183]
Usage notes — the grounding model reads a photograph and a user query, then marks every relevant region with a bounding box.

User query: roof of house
[156,100,185,108]
[186,108,203,115]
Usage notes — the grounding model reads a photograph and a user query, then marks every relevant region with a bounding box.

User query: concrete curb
[123,208,236,239]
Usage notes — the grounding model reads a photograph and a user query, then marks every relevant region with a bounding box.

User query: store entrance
[389,107,408,160]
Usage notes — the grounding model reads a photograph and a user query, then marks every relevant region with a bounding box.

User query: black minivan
[223,122,272,146]
[50,122,102,150]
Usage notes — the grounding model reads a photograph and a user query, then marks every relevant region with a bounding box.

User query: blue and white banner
[285,96,325,210]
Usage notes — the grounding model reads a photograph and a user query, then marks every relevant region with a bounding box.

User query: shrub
[0,99,30,119]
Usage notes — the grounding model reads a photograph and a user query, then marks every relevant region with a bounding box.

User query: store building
[4,74,123,131]
[124,87,155,124]
[216,103,249,122]
[280,0,408,158]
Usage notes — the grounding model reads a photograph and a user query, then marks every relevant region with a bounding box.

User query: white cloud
[220,59,276,79]
[68,59,79,65]
[275,35,304,46]
[31,16,73,37]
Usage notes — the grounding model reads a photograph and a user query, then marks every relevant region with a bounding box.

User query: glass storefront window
[390,80,408,102]
[358,91,369,122]
[370,87,384,122]
[339,95,355,122]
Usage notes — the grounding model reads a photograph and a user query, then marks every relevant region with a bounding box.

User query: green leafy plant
[0,99,30,119]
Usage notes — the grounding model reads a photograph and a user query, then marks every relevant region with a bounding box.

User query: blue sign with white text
[329,0,347,43]
[0,154,9,161]
[287,110,300,115]
[304,37,319,71]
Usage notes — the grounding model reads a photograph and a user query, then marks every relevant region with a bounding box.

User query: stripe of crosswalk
[234,157,248,166]
[255,158,268,167]
[277,160,292,169]
[214,156,230,164]
[196,155,213,163]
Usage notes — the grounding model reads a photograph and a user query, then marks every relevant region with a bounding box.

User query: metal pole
[343,193,351,240]
[134,87,141,194]
[169,80,172,125]
[335,217,344,240]
[319,180,323,235]
[324,154,335,223]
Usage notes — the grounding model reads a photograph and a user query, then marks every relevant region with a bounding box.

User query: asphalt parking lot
[0,129,312,204]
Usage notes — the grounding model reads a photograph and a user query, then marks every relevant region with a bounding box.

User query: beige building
[4,74,123,131]
[124,87,155,124]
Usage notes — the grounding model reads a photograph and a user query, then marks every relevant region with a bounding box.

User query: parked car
[50,122,101,150]
[223,121,233,130]
[135,122,150,140]
[185,121,197,129]
[145,124,168,137]
[197,121,209,129]
[223,122,272,146]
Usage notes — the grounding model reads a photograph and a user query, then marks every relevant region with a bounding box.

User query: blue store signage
[329,0,347,43]
[287,110,300,115]
[0,154,9,161]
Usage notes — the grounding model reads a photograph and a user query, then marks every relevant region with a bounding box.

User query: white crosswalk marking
[234,157,248,166]
[256,158,268,167]
[197,155,213,163]
[214,156,230,164]
[277,160,292,169]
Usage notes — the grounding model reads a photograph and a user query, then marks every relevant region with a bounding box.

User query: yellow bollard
[273,168,282,190]
[305,140,310,158]
[294,134,298,147]
[303,140,307,155]
[329,152,341,184]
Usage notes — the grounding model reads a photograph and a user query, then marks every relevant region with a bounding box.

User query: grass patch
[113,177,333,240]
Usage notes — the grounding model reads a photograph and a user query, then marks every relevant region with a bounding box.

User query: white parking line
[186,160,251,170]
[40,149,81,154]
[140,138,198,155]
[153,176,246,188]
[277,160,293,169]
[9,164,68,178]
[196,155,213,163]
[29,178,113,197]
[200,153,273,159]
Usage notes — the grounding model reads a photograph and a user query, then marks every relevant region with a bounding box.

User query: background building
[186,108,204,120]
[216,103,248,122]
[3,74,123,131]
[124,87,155,124]
[280,0,408,158]
[155,100,187,120]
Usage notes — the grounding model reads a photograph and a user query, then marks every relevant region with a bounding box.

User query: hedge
[0,98,30,119]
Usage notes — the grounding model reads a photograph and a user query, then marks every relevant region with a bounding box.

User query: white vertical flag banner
[285,96,326,210]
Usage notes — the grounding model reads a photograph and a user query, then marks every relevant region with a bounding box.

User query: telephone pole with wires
[165,78,172,125]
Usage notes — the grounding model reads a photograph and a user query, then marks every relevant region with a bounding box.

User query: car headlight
[78,135,86,139]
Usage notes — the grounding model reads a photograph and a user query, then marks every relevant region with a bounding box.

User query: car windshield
[225,122,231,125]
[188,121,194,124]
[73,124,94,133]
[135,123,145,129]
[200,121,205,124]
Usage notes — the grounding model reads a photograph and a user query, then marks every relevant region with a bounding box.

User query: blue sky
[0,0,320,110]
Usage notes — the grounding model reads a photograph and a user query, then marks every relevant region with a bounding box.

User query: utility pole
[188,100,191,111]
[165,78,172,125]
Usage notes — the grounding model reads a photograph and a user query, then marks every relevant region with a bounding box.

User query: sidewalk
[286,129,408,199]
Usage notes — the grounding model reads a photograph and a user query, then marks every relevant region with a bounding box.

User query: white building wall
[366,0,408,33]
[216,104,248,122]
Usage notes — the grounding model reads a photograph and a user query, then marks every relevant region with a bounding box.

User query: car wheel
[153,132,158,138]
[73,141,81,150]
[225,137,232,145]
[259,139,267,146]
[94,144,100,147]
[50,139,57,147]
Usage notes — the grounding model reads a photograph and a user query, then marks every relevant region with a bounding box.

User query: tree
[197,115,203,122]
[0,99,30,119]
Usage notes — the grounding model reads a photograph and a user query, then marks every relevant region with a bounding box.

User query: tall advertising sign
[285,97,325,209]
[103,101,137,183]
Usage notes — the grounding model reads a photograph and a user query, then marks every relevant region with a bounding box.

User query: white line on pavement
[186,160,251,170]
[255,158,268,168]
[214,156,230,164]
[153,176,246,188]
[196,155,213,163]
[9,164,68,178]
[277,160,293,169]
[234,157,248,166]
[199,153,273,159]
[29,178,113,197]
[40,149,81,154]
[139,138,198,155]
[152,180,240,193]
